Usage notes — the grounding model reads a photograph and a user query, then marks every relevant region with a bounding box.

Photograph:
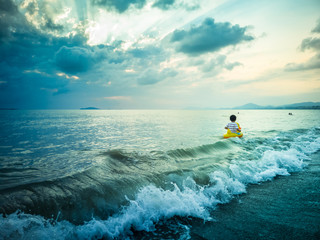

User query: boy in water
[225,115,242,136]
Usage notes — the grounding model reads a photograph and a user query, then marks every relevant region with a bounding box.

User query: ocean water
[0,110,319,239]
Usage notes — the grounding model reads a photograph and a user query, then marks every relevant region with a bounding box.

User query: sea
[0,109,319,240]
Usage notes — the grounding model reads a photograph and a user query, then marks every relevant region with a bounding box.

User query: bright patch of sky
[0,0,320,109]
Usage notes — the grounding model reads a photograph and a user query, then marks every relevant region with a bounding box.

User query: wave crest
[1,129,320,239]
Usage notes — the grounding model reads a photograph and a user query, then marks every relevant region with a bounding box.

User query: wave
[1,129,319,239]
[166,140,236,160]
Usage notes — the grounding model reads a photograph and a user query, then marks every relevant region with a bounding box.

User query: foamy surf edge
[1,130,320,240]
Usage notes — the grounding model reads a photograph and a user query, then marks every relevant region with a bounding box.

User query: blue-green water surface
[0,110,319,239]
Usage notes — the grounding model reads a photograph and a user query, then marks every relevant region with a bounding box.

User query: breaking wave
[1,128,320,239]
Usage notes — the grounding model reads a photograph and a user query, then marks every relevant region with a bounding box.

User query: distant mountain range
[234,102,320,109]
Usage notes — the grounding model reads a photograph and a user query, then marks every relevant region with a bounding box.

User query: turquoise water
[0,110,319,239]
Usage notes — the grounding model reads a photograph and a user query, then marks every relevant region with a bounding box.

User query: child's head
[230,115,236,122]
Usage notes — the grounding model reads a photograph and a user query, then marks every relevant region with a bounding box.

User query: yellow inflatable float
[223,122,243,138]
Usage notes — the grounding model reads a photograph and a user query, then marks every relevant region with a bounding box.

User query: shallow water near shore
[0,110,319,239]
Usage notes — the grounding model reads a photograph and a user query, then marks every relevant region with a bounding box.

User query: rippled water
[0,110,319,239]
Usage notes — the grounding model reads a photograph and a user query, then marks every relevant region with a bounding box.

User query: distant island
[234,102,320,110]
[80,107,100,110]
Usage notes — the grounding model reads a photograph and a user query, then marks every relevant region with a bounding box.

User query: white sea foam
[73,131,320,239]
[74,137,318,239]
[75,182,213,239]
[229,148,306,184]
[1,130,319,240]
[0,212,74,240]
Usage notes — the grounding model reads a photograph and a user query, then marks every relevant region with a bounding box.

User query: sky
[0,0,320,109]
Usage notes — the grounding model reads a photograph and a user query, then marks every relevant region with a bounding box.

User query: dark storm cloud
[0,0,20,41]
[0,0,17,13]
[91,0,147,13]
[0,0,97,108]
[170,18,254,56]
[1,0,172,108]
[55,46,94,74]
[54,44,125,74]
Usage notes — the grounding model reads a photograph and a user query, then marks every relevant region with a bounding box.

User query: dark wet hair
[230,115,236,121]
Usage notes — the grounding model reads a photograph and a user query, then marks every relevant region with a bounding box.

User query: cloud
[128,45,163,58]
[0,0,16,13]
[285,17,320,72]
[152,0,175,10]
[0,0,175,108]
[43,18,64,32]
[0,61,70,108]
[312,18,320,33]
[54,43,126,73]
[19,0,66,34]
[0,0,97,108]
[170,18,254,56]
[300,37,320,52]
[2,1,234,108]
[90,0,195,12]
[91,0,147,13]
[0,0,20,41]
[104,96,131,100]
[201,55,242,72]
[137,68,177,85]
[55,46,94,74]
[225,61,242,71]
[285,53,320,71]
[176,0,200,11]
[152,0,200,11]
